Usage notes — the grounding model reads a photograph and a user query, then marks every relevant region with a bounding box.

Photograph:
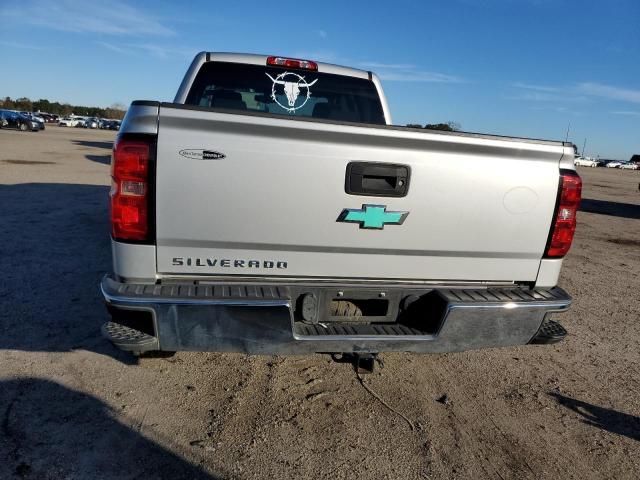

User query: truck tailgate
[155,106,565,283]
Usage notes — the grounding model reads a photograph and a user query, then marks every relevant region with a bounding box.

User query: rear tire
[330,300,363,317]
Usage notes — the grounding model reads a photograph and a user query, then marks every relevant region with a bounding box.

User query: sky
[1,0,639,159]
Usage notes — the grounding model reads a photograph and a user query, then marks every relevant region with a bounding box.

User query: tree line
[406,121,461,131]
[0,96,126,119]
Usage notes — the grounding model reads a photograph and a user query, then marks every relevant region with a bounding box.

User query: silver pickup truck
[101,52,581,365]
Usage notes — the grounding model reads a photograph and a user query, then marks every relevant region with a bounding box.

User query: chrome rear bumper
[100,276,571,355]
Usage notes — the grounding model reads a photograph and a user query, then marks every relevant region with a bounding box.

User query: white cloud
[359,62,417,70]
[529,105,583,116]
[611,110,640,116]
[577,82,640,104]
[512,82,560,93]
[512,81,640,105]
[127,43,196,59]
[377,70,463,83]
[359,62,463,83]
[506,91,588,103]
[2,0,174,36]
[96,41,196,59]
[96,41,129,54]
[510,82,588,104]
[0,40,46,50]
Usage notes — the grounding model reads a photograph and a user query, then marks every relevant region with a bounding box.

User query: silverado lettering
[172,257,287,269]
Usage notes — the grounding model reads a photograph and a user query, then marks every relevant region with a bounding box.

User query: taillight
[267,56,318,71]
[110,136,154,242]
[544,170,582,258]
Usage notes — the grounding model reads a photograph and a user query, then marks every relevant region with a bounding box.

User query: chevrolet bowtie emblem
[337,204,409,230]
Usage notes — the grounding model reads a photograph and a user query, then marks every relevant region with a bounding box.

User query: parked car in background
[59,117,80,127]
[39,113,59,123]
[619,162,639,170]
[74,118,87,128]
[0,110,40,131]
[20,111,45,122]
[605,161,623,168]
[20,112,46,130]
[103,120,121,130]
[574,157,599,167]
[84,117,99,129]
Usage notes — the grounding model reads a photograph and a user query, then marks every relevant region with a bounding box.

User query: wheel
[18,122,27,132]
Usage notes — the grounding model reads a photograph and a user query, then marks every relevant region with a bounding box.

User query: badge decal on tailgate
[337,204,408,230]
[179,149,226,160]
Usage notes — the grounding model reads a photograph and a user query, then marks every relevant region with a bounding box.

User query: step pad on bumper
[108,279,289,302]
[530,320,567,344]
[439,287,568,303]
[101,321,158,351]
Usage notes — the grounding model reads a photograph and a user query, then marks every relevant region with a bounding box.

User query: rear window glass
[185,61,386,125]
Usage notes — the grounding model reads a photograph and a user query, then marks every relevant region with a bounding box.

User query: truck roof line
[202,52,371,79]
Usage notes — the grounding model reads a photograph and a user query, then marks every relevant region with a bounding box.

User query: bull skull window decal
[266,72,318,113]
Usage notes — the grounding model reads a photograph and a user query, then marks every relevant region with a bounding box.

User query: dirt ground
[1,126,639,480]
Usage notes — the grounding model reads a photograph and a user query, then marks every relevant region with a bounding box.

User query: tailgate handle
[345,162,410,197]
